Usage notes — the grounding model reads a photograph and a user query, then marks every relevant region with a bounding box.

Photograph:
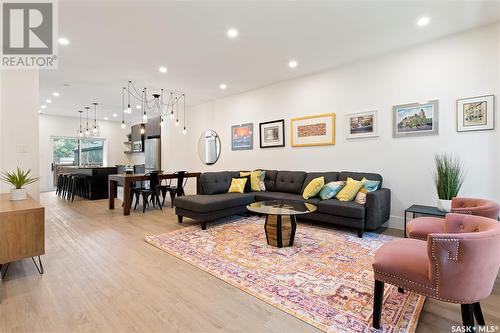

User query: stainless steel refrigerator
[144,138,161,172]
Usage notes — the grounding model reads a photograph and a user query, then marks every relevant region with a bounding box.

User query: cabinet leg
[32,256,44,274]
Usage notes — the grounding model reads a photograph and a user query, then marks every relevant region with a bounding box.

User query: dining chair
[134,171,162,213]
[372,213,500,330]
[160,171,187,208]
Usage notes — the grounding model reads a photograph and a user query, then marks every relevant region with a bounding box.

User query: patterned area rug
[145,216,425,333]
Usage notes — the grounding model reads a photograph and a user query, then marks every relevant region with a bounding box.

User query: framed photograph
[457,95,494,132]
[259,119,285,148]
[290,113,335,147]
[393,100,439,138]
[346,110,378,139]
[231,123,253,150]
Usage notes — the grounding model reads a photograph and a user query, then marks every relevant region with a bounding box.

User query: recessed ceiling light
[417,16,430,27]
[104,116,109,120]
[57,37,70,45]
[136,105,141,109]
[159,66,167,73]
[46,99,52,103]
[288,60,298,68]
[112,113,117,117]
[41,105,47,109]
[52,92,60,97]
[220,83,227,90]
[38,110,42,114]
[227,28,238,38]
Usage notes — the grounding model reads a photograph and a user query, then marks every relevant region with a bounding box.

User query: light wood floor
[0,192,498,332]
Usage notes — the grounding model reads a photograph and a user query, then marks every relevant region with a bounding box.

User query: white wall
[0,70,40,200]
[163,24,500,229]
[39,114,132,191]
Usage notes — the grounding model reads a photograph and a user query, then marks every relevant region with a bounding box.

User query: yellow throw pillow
[336,177,363,202]
[302,176,325,199]
[240,170,265,192]
[228,178,247,193]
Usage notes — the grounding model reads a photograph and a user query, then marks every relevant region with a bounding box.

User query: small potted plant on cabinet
[433,154,465,212]
[1,167,39,201]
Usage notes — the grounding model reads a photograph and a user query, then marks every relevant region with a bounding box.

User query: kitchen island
[59,166,118,200]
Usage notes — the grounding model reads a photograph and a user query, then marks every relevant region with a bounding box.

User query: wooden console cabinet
[0,193,45,301]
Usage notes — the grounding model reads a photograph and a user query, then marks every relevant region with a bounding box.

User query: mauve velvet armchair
[407,197,500,240]
[372,213,500,329]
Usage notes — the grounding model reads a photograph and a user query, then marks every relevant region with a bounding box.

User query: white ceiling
[40,0,500,122]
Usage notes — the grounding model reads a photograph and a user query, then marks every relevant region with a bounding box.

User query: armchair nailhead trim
[373,269,435,290]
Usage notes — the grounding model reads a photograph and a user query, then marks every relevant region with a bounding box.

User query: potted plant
[433,154,464,212]
[1,167,39,201]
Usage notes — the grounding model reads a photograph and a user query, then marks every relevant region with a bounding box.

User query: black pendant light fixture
[120,80,187,134]
[92,102,100,136]
[77,110,84,138]
[84,106,91,136]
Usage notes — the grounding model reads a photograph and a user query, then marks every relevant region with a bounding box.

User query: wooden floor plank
[0,192,498,332]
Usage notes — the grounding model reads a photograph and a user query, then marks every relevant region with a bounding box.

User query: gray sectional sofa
[174,170,391,237]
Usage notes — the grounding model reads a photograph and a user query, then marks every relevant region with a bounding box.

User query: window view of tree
[80,139,104,166]
[53,138,79,165]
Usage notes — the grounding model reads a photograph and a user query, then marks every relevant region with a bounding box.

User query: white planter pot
[437,199,452,212]
[10,188,27,201]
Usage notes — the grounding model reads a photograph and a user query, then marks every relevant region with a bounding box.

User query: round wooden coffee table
[247,200,317,248]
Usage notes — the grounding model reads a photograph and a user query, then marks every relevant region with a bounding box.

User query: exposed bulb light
[112,113,117,117]
[93,126,98,134]
[57,37,70,45]
[219,83,227,90]
[227,28,238,38]
[52,92,60,97]
[143,113,148,122]
[79,131,83,137]
[41,105,47,109]
[182,127,187,135]
[159,66,168,73]
[170,112,174,119]
[175,119,179,127]
[417,16,430,27]
[288,60,298,68]
[46,99,52,103]
[121,121,126,129]
[140,125,145,134]
[160,118,164,127]
[85,128,90,135]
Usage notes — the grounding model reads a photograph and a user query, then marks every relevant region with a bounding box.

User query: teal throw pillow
[319,181,345,200]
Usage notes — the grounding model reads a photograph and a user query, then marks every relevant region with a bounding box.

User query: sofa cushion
[317,199,365,219]
[200,171,239,194]
[301,172,340,193]
[175,193,255,213]
[262,170,278,192]
[339,171,382,186]
[254,191,297,202]
[275,171,307,194]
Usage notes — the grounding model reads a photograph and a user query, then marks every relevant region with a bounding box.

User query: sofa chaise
[174,170,391,237]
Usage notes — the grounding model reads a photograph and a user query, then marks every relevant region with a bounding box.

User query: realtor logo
[1,0,58,68]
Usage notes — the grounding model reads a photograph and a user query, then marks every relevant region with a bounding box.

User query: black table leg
[404,210,407,238]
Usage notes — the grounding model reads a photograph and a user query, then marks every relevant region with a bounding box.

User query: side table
[403,205,446,237]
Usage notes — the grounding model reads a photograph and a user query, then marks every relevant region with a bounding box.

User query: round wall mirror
[198,130,221,165]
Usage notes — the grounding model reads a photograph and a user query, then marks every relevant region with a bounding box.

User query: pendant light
[77,110,84,137]
[84,107,90,136]
[92,102,100,136]
[181,94,187,135]
[121,87,126,129]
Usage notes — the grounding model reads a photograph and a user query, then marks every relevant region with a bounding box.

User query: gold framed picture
[290,113,335,147]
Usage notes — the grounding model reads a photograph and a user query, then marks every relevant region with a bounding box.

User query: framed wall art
[393,100,439,138]
[457,95,494,132]
[346,110,378,139]
[259,119,285,148]
[231,123,253,150]
[290,113,335,147]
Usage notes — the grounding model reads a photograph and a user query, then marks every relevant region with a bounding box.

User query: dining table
[108,172,201,215]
